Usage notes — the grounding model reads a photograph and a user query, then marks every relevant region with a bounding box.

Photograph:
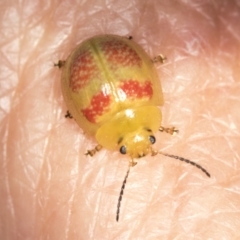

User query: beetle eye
[149,135,156,144]
[120,146,127,154]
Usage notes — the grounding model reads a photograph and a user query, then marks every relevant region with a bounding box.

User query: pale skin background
[1,0,240,239]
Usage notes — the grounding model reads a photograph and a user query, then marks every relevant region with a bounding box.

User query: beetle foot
[85,145,102,157]
[129,159,137,167]
[151,150,158,156]
[152,54,167,64]
[54,60,65,68]
[159,126,179,135]
[65,110,73,119]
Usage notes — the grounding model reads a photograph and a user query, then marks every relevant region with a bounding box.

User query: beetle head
[118,128,156,159]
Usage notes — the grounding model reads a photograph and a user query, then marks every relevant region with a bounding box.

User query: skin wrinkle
[33,128,56,237]
[65,193,74,239]
[1,0,240,239]
[5,167,17,233]
[3,114,17,233]
[220,17,240,41]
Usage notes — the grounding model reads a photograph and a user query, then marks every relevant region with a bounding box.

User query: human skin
[1,0,240,239]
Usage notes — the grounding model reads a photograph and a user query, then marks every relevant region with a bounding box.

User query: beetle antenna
[116,165,131,221]
[159,152,211,178]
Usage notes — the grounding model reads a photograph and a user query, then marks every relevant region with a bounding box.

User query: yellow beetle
[57,34,210,221]
[60,34,166,160]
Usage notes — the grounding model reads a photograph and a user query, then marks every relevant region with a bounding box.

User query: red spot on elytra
[101,39,141,68]
[70,50,97,92]
[120,80,153,99]
[81,92,111,123]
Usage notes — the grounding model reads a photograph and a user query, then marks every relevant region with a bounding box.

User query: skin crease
[1,0,240,239]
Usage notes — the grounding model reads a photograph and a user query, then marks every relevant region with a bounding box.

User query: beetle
[56,34,210,221]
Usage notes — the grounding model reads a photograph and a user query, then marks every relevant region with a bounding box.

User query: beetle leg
[152,54,167,64]
[54,60,65,68]
[85,144,102,157]
[159,126,179,135]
